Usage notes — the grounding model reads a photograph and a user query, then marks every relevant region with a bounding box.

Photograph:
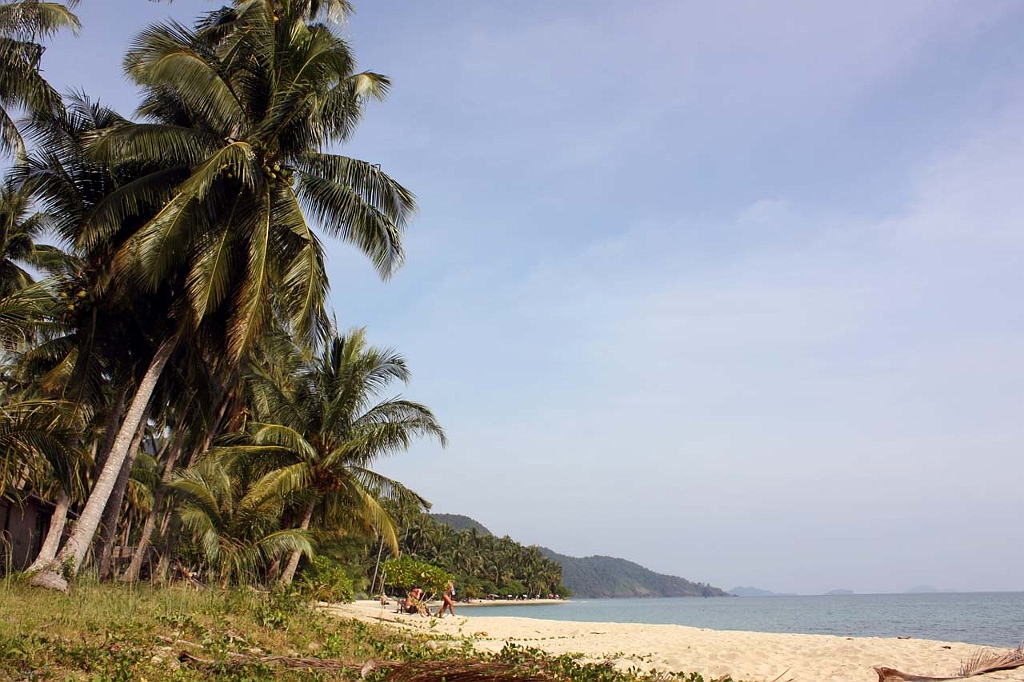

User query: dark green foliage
[299,555,356,603]
[431,512,492,536]
[382,554,452,595]
[495,643,738,682]
[398,512,565,598]
[242,587,312,630]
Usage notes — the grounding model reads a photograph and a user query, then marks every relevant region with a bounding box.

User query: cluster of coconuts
[262,161,293,182]
[58,289,88,312]
[214,157,294,182]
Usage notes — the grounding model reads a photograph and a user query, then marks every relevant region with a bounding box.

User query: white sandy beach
[322,600,1024,682]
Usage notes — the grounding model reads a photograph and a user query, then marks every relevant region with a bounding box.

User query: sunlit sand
[324,600,1024,682]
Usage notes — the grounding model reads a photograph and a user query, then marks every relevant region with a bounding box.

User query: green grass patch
[0,578,740,681]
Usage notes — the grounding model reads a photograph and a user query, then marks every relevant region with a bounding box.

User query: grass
[0,575,740,682]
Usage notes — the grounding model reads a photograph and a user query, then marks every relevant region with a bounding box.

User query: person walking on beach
[437,580,456,617]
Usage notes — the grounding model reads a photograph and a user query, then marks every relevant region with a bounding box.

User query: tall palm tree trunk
[91,386,128,484]
[122,493,161,583]
[31,337,176,591]
[96,418,148,580]
[279,501,315,586]
[369,535,386,597]
[23,430,87,575]
[24,488,70,573]
[153,512,178,585]
[122,428,187,583]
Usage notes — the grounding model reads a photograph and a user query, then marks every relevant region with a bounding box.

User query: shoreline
[322,600,1024,682]
[451,597,567,608]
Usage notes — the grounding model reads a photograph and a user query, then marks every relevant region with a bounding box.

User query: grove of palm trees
[0,0,565,602]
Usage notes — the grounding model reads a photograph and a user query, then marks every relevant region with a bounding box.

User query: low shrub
[298,555,355,603]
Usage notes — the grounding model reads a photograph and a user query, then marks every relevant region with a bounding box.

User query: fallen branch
[874,643,1024,682]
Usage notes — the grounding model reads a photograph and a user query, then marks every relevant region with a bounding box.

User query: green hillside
[430,513,493,536]
[427,513,728,598]
[401,513,564,598]
[540,548,729,598]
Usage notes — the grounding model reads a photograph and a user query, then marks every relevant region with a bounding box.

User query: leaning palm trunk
[96,419,148,580]
[31,337,176,591]
[91,386,127,487]
[24,488,70,573]
[279,502,315,586]
[121,493,161,583]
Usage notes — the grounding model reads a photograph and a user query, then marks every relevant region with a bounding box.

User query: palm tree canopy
[0,175,63,296]
[215,328,445,553]
[0,0,80,156]
[85,2,415,358]
[169,457,314,585]
[0,397,80,499]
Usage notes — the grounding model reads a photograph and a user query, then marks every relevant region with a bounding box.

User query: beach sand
[322,600,1024,682]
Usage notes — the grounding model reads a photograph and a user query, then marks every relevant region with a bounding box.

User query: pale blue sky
[39,1,1024,594]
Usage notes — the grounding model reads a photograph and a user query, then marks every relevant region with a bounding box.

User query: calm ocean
[464,593,1024,648]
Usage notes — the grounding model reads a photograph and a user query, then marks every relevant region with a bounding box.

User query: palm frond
[0,283,53,347]
[125,20,244,133]
[84,122,220,167]
[269,183,328,347]
[184,216,237,323]
[0,2,80,40]
[246,461,312,507]
[223,189,270,359]
[250,423,318,459]
[0,104,25,157]
[295,153,413,279]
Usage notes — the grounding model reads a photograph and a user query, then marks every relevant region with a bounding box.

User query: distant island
[825,589,855,595]
[431,514,728,599]
[730,586,799,597]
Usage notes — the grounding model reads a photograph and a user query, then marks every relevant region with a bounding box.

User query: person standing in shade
[437,580,456,617]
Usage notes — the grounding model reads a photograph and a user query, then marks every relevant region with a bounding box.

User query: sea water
[464,593,1024,647]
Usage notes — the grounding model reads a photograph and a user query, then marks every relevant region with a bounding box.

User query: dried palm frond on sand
[874,643,1024,682]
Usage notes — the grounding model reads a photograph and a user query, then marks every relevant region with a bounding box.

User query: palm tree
[168,457,313,587]
[0,398,78,508]
[0,0,80,157]
[0,170,67,351]
[12,95,176,584]
[0,281,53,348]
[16,398,89,573]
[32,1,415,590]
[217,328,445,585]
[0,176,64,296]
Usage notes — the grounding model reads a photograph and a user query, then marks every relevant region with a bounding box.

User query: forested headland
[541,548,729,599]
[428,514,726,599]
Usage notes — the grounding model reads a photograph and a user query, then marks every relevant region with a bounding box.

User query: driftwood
[875,643,1024,682]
